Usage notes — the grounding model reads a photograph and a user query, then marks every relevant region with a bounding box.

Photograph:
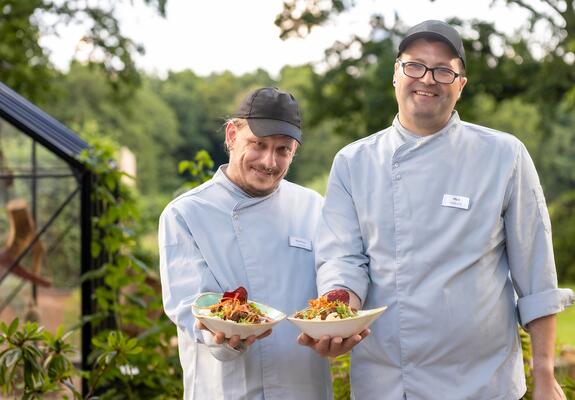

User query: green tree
[275,0,354,40]
[274,1,575,137]
[540,104,575,200]
[150,71,210,159]
[0,0,167,101]
[46,63,181,194]
[494,0,575,56]
[155,69,274,168]
[274,0,575,199]
[275,65,350,183]
[0,0,55,103]
[466,93,542,161]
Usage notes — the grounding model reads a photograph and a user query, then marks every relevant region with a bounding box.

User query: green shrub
[549,191,575,283]
[0,320,80,399]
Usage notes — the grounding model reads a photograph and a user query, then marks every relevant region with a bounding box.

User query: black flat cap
[398,20,466,68]
[233,87,302,143]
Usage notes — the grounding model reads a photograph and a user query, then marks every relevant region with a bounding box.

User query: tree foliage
[152,68,275,168]
[276,1,574,123]
[550,191,575,283]
[274,1,575,189]
[275,0,354,39]
[45,63,181,194]
[0,0,55,103]
[0,0,167,102]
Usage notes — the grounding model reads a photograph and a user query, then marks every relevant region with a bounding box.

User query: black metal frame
[0,81,102,394]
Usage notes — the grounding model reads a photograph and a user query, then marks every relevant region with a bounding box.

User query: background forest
[0,0,574,398]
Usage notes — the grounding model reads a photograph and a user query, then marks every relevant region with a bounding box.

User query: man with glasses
[300,20,573,399]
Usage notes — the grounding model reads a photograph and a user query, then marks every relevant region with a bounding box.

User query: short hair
[225,117,248,130]
[223,118,248,154]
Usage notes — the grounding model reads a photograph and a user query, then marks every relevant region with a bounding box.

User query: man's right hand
[297,289,368,357]
[297,329,370,357]
[195,320,272,349]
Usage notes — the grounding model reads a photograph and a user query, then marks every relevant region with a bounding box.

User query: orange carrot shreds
[294,295,357,321]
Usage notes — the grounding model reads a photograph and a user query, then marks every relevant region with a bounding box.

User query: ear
[457,77,468,99]
[292,141,299,155]
[393,61,400,86]
[225,122,237,151]
[459,77,468,92]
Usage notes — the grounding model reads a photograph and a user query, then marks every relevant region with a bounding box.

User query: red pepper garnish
[221,286,248,303]
[326,289,350,305]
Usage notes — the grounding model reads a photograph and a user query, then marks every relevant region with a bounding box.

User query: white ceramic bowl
[192,292,286,339]
[287,306,388,340]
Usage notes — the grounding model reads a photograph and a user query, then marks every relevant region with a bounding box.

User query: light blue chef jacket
[159,166,332,400]
[316,112,575,400]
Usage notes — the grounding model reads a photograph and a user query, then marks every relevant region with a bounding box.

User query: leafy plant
[85,331,142,399]
[175,149,215,195]
[79,138,184,398]
[331,354,351,400]
[0,319,80,399]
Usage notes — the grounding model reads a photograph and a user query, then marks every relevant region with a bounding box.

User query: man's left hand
[532,372,567,400]
[297,329,370,357]
[196,320,272,349]
[527,315,567,400]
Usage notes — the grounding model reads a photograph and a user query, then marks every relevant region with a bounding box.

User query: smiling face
[225,120,298,197]
[394,38,467,135]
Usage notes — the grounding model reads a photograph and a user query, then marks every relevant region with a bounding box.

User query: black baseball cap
[233,87,302,143]
[398,20,466,68]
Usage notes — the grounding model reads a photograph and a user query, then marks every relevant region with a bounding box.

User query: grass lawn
[557,283,575,346]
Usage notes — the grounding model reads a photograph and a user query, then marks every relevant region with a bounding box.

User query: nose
[419,69,435,85]
[261,148,277,169]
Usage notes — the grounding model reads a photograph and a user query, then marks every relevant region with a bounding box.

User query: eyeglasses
[397,59,462,84]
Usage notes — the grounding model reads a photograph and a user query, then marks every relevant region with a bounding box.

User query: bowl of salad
[288,290,387,340]
[192,287,286,339]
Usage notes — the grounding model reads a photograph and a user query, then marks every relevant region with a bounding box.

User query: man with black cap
[159,87,332,399]
[300,20,573,399]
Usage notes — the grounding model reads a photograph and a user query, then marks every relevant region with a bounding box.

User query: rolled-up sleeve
[316,153,371,304]
[504,143,575,327]
[159,205,245,361]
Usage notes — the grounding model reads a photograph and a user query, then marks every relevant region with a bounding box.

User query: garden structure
[0,81,105,392]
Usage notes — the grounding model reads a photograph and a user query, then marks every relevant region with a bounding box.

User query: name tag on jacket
[289,236,312,251]
[442,194,470,210]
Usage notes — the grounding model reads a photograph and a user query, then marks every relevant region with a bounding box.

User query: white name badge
[289,236,312,251]
[442,194,470,210]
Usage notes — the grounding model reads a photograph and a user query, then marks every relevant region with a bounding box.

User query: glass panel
[0,117,82,363]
